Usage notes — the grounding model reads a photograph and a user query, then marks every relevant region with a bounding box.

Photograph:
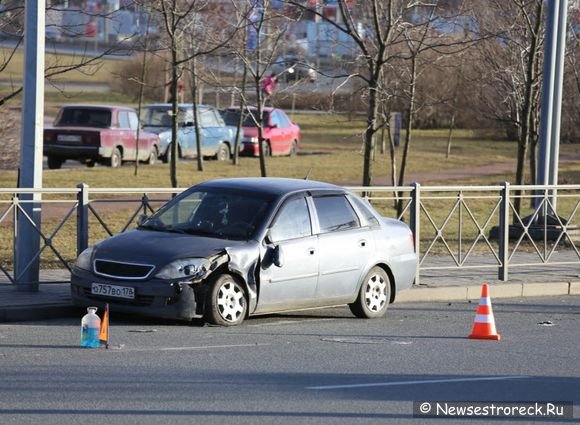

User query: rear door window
[313,195,360,233]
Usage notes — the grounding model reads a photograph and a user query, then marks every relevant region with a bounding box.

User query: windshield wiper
[139,223,187,234]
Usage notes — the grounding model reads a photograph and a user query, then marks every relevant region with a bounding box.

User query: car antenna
[304,168,312,180]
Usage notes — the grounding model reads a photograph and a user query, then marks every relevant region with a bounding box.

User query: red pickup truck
[43,104,160,169]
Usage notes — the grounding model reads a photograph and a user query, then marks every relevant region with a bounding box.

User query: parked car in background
[71,177,417,326]
[220,107,300,157]
[43,105,159,169]
[271,54,317,82]
[142,104,236,162]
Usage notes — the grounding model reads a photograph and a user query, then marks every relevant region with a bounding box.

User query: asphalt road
[0,296,578,425]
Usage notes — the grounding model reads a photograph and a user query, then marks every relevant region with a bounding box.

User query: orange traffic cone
[468,284,501,341]
[99,303,109,349]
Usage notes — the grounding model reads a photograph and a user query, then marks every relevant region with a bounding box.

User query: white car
[271,55,317,82]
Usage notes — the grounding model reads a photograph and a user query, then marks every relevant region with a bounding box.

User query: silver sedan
[71,178,417,326]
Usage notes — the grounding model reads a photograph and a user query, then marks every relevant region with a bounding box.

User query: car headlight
[75,246,94,271]
[155,258,211,280]
[159,134,170,147]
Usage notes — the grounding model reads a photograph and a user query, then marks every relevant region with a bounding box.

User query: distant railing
[1,183,578,286]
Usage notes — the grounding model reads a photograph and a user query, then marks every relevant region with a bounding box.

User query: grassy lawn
[0,113,578,190]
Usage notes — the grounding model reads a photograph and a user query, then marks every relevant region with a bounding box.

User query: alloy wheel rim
[217,281,244,322]
[364,274,387,312]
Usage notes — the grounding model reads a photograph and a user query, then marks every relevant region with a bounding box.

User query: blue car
[142,103,236,162]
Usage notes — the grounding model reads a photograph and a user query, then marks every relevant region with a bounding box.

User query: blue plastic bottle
[80,307,101,348]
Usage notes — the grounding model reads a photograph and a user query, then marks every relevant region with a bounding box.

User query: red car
[43,104,160,169]
[221,107,300,157]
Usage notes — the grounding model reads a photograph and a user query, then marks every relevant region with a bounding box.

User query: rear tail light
[83,133,100,145]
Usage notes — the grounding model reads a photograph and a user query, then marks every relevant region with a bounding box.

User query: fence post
[410,182,421,285]
[77,183,89,256]
[498,182,510,281]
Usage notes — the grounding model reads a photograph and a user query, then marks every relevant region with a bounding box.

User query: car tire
[263,142,271,157]
[205,274,247,326]
[349,266,391,319]
[86,159,96,168]
[108,147,122,168]
[163,144,180,164]
[215,143,230,161]
[147,147,157,165]
[47,156,63,170]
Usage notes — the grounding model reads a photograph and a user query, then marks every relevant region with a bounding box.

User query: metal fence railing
[1,183,578,286]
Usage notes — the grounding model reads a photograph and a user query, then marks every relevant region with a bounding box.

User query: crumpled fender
[224,243,261,313]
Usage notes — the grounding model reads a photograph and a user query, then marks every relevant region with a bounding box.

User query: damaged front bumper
[71,268,202,321]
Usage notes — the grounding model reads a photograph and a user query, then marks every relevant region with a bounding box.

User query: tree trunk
[191,56,204,172]
[170,45,179,189]
[133,25,150,177]
[514,0,543,219]
[397,55,417,216]
[362,77,379,186]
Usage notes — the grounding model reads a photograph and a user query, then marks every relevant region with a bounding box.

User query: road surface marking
[307,375,530,390]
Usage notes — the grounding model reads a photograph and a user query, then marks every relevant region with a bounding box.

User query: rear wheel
[47,156,63,170]
[349,266,391,319]
[108,148,122,168]
[205,274,247,326]
[86,159,96,168]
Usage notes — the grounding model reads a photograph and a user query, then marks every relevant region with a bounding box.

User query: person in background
[261,73,278,105]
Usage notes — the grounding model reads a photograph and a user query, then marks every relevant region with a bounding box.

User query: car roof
[60,104,135,112]
[226,106,276,113]
[143,103,213,109]
[195,178,342,197]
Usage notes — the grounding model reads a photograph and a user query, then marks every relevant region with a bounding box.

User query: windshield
[140,189,272,240]
[222,109,269,128]
[55,108,111,128]
[142,106,191,127]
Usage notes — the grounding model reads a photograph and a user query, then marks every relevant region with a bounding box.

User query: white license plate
[57,134,82,142]
[91,283,135,300]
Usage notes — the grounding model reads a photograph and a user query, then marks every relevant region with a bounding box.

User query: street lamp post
[536,0,568,215]
[15,0,45,291]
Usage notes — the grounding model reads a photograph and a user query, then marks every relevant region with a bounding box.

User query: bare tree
[227,0,294,177]
[150,0,238,186]
[473,0,545,216]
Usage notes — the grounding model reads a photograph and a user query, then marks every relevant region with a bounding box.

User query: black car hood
[93,228,249,266]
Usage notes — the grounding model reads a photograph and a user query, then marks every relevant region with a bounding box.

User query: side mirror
[272,244,284,268]
[265,229,284,268]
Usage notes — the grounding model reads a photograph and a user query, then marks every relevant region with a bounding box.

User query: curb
[396,281,579,303]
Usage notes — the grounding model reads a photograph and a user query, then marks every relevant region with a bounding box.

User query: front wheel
[146,147,158,165]
[215,143,230,161]
[205,274,247,326]
[47,156,63,170]
[349,266,391,319]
